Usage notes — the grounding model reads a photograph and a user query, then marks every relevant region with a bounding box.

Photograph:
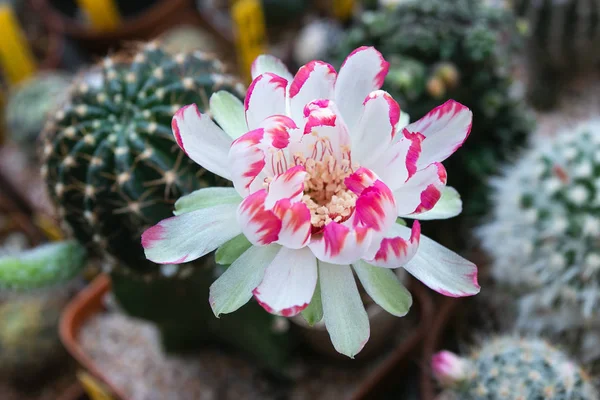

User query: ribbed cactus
[39,43,291,367]
[432,336,598,399]
[41,43,244,270]
[0,295,67,385]
[329,0,533,219]
[478,119,600,364]
[5,73,71,158]
[513,0,600,109]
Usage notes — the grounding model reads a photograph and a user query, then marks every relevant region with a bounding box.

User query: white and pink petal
[404,100,472,168]
[264,165,306,208]
[253,246,318,316]
[364,221,420,268]
[245,73,288,130]
[228,128,267,196]
[289,61,337,122]
[142,203,241,264]
[334,46,389,131]
[272,199,312,249]
[400,228,480,297]
[394,162,447,216]
[308,222,373,265]
[251,54,294,82]
[172,104,233,180]
[237,190,281,246]
[351,178,397,233]
[410,186,462,220]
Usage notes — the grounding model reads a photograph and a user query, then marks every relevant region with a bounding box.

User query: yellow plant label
[0,5,37,85]
[332,0,354,21]
[77,370,115,400]
[76,0,121,32]
[232,0,268,83]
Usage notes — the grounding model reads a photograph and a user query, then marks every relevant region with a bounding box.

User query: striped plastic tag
[232,0,268,83]
[0,4,37,85]
[76,0,121,31]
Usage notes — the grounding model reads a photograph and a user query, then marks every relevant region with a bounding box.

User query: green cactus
[4,73,71,157]
[0,295,67,385]
[0,240,87,290]
[329,0,534,221]
[478,119,600,366]
[40,43,291,367]
[433,336,599,400]
[512,0,600,109]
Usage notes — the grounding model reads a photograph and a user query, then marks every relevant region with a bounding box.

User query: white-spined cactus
[433,337,599,400]
[478,119,600,363]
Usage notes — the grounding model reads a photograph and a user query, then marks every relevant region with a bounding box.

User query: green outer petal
[209,244,280,316]
[353,260,412,317]
[0,240,87,290]
[174,187,242,215]
[215,234,252,265]
[411,186,462,220]
[301,277,323,326]
[319,261,370,358]
[210,91,248,139]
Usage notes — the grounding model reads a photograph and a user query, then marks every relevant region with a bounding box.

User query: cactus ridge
[41,43,244,272]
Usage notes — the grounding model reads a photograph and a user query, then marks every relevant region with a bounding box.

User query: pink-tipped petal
[308,222,373,265]
[228,128,267,196]
[404,100,472,168]
[344,167,378,195]
[245,73,288,130]
[273,199,312,249]
[394,162,447,216]
[172,104,233,180]
[237,190,281,245]
[143,203,242,264]
[264,165,307,209]
[351,90,401,165]
[365,130,423,191]
[251,54,294,82]
[334,46,390,131]
[352,181,397,233]
[400,227,480,297]
[365,221,420,268]
[253,247,317,316]
[289,61,337,122]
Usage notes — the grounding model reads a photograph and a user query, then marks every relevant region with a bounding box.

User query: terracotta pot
[33,0,196,54]
[62,274,435,399]
[419,297,461,400]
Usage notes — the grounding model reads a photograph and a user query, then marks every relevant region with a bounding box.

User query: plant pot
[419,297,461,400]
[33,0,196,54]
[62,274,434,399]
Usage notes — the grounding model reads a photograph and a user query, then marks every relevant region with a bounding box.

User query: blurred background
[0,0,599,399]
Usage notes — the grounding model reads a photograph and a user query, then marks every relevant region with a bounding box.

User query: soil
[80,305,416,400]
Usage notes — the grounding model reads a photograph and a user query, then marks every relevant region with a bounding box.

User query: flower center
[299,154,358,230]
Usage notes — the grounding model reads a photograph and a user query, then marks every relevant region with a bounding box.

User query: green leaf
[209,245,279,317]
[174,187,242,216]
[353,260,412,317]
[209,91,247,139]
[0,240,87,290]
[215,234,252,265]
[301,277,323,326]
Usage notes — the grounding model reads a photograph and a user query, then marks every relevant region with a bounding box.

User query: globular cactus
[0,295,68,385]
[512,0,600,109]
[39,43,291,367]
[329,0,533,221]
[41,42,244,271]
[478,119,600,364]
[4,73,71,158]
[432,336,599,400]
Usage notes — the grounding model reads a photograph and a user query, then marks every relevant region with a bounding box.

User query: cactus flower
[432,350,468,387]
[142,47,480,357]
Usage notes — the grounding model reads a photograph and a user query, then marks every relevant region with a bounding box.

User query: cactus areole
[41,43,245,272]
